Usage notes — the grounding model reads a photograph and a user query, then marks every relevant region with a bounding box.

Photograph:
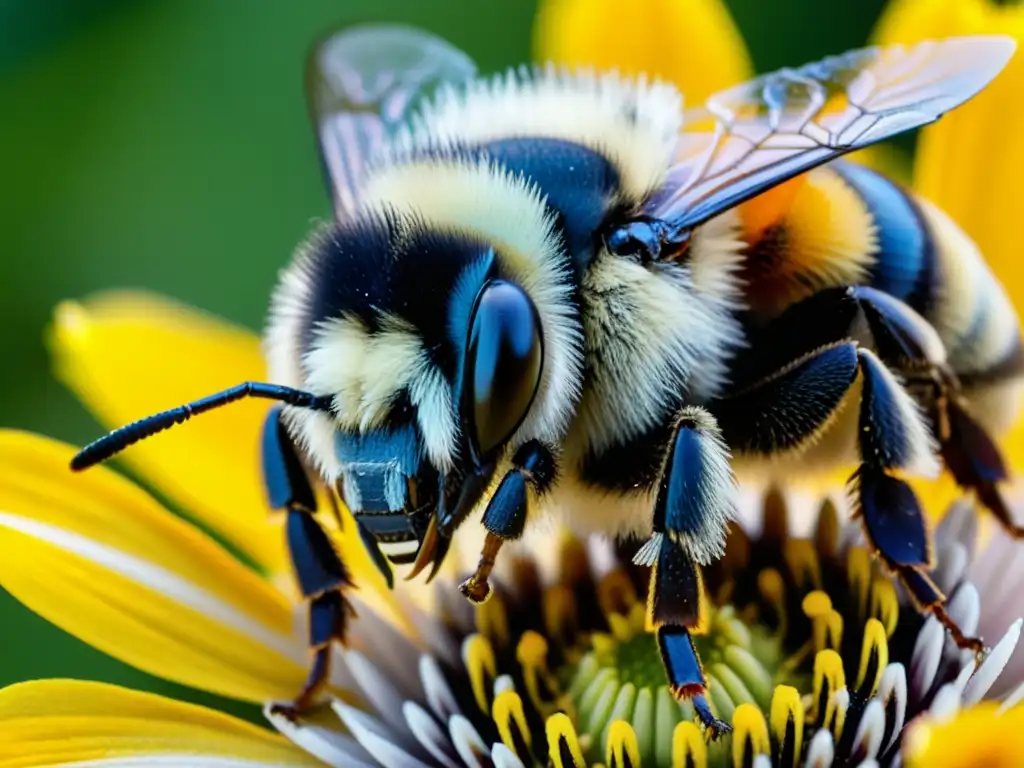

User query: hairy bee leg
[850,350,985,651]
[640,408,735,738]
[715,319,983,652]
[935,393,1023,538]
[262,406,355,718]
[459,441,556,604]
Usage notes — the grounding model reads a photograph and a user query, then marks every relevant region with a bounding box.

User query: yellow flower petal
[0,679,319,767]
[532,0,753,106]
[0,431,309,703]
[874,1,1024,313]
[903,701,1024,767]
[49,291,285,573]
[49,291,396,615]
[875,4,1024,472]
[872,0,985,45]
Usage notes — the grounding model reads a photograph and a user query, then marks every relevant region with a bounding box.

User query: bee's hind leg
[928,375,1022,539]
[714,286,985,653]
[639,406,735,739]
[262,405,355,719]
[459,440,556,604]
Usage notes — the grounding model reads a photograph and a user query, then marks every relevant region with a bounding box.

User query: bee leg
[639,407,735,739]
[261,406,355,719]
[459,440,556,604]
[933,387,1021,537]
[849,350,985,652]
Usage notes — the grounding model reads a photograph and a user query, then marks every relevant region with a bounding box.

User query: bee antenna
[70,382,333,471]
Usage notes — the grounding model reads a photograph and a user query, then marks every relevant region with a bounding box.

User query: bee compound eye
[464,280,544,460]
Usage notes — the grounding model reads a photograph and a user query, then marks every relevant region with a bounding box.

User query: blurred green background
[0,0,887,722]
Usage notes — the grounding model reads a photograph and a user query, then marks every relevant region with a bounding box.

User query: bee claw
[459,574,492,604]
[406,516,439,582]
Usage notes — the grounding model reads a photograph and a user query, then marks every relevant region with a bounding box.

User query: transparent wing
[645,36,1016,231]
[306,24,477,220]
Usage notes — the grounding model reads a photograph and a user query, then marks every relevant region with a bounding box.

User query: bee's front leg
[459,440,556,604]
[261,405,355,719]
[638,406,736,739]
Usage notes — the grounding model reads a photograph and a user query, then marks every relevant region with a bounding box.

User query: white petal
[449,714,491,768]
[933,543,968,593]
[910,617,944,703]
[806,728,835,768]
[404,701,460,768]
[333,700,432,768]
[963,618,1022,704]
[343,649,410,727]
[850,699,884,761]
[928,682,961,723]
[346,596,426,701]
[934,500,976,551]
[494,674,516,697]
[263,704,377,768]
[951,658,976,695]
[753,756,772,768]
[998,679,1024,713]
[877,663,907,755]
[420,654,462,721]
[946,583,980,640]
[400,593,459,666]
[491,743,527,768]
[587,534,618,578]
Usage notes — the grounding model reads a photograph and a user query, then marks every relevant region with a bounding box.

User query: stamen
[732,702,770,768]
[671,721,707,768]
[476,590,510,649]
[462,633,497,713]
[543,585,578,648]
[493,689,532,762]
[785,539,822,591]
[814,499,840,560]
[757,568,787,635]
[599,569,640,616]
[606,720,642,768]
[769,685,804,768]
[547,712,586,768]
[857,618,890,697]
[847,546,873,622]
[869,577,899,638]
[812,649,846,725]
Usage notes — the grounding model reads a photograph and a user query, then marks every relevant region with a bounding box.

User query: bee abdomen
[831,161,938,314]
[827,161,1021,385]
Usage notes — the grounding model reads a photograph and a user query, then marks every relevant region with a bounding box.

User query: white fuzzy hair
[264,230,346,481]
[922,199,1020,378]
[359,158,584,454]
[567,209,747,459]
[387,64,683,205]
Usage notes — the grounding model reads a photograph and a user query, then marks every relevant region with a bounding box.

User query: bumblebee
[71,26,1020,736]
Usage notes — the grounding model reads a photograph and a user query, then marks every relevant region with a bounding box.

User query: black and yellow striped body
[739,160,1024,445]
